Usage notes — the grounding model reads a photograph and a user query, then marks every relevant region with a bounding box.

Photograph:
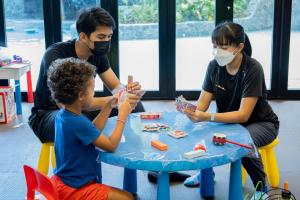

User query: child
[47,57,133,200]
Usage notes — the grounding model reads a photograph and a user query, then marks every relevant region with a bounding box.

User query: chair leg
[242,166,247,186]
[26,189,35,200]
[265,148,280,187]
[259,149,268,175]
[50,145,56,169]
[37,144,50,175]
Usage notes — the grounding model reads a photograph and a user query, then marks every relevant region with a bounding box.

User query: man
[29,7,143,144]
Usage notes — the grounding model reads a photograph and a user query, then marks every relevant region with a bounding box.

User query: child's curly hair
[47,58,96,104]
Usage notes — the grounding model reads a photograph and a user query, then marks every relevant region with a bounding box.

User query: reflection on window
[119,0,159,90]
[288,0,300,89]
[4,0,45,91]
[234,0,273,89]
[176,0,215,90]
[61,0,103,91]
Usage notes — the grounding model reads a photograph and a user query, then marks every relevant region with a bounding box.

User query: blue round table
[97,112,253,200]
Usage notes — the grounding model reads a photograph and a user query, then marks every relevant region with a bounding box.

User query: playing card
[142,123,170,132]
[175,95,196,112]
[168,130,187,138]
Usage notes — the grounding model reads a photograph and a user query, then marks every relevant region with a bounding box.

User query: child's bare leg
[107,187,134,200]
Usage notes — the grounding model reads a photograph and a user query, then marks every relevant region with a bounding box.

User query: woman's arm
[196,90,214,112]
[185,97,258,123]
[213,97,257,123]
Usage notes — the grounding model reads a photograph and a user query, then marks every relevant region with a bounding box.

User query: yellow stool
[37,143,56,175]
[242,137,280,187]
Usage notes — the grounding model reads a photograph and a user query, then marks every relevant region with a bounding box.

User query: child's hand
[119,100,132,117]
[106,96,118,109]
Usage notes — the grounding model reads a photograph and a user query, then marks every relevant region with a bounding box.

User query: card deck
[175,95,197,112]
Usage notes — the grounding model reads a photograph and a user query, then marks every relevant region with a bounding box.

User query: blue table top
[98,112,254,172]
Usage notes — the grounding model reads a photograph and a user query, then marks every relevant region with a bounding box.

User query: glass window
[234,0,274,89]
[61,0,103,91]
[288,0,300,89]
[118,0,159,90]
[4,0,45,91]
[176,0,215,91]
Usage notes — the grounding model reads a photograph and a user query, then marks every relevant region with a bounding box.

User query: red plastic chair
[23,165,59,200]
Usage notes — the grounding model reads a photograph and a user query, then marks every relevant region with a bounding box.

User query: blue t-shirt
[54,109,101,188]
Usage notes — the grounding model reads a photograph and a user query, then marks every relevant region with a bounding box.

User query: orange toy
[151,140,168,151]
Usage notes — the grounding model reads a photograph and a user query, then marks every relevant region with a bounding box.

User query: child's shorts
[51,175,111,200]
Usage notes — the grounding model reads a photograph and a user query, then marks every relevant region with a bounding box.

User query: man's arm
[99,68,121,92]
[84,96,114,111]
[99,68,142,109]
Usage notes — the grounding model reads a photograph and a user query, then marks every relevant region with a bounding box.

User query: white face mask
[213,48,237,66]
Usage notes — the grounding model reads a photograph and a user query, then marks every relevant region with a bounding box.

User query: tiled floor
[0,100,299,200]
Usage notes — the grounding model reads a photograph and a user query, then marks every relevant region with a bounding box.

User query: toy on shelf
[212,133,252,149]
[0,86,16,124]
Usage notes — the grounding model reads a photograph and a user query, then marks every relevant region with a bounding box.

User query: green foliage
[176,0,214,22]
[234,0,252,18]
[119,0,252,24]
[119,0,158,24]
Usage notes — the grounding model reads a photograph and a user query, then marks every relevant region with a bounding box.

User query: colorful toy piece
[140,112,161,119]
[212,133,252,149]
[184,149,206,159]
[151,140,168,151]
[193,144,206,151]
[168,130,187,139]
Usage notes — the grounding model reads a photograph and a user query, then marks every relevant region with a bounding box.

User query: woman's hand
[184,109,210,123]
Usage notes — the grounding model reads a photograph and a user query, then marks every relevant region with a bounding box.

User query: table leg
[96,161,102,184]
[200,167,214,198]
[26,71,34,103]
[229,158,243,200]
[14,80,22,115]
[157,172,170,200]
[123,168,137,194]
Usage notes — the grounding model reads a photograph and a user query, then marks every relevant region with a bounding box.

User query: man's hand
[126,92,141,110]
[127,81,141,92]
[184,109,210,123]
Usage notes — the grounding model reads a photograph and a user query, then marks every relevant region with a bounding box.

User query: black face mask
[91,41,111,56]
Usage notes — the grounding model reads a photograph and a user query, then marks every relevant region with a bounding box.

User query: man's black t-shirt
[202,53,279,128]
[32,39,110,112]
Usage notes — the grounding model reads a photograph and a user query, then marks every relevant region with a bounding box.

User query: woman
[183,21,279,198]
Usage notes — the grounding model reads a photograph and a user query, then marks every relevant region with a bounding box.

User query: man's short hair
[76,6,116,36]
[47,58,96,104]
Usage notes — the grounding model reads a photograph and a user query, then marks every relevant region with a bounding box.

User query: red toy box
[0,86,16,124]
